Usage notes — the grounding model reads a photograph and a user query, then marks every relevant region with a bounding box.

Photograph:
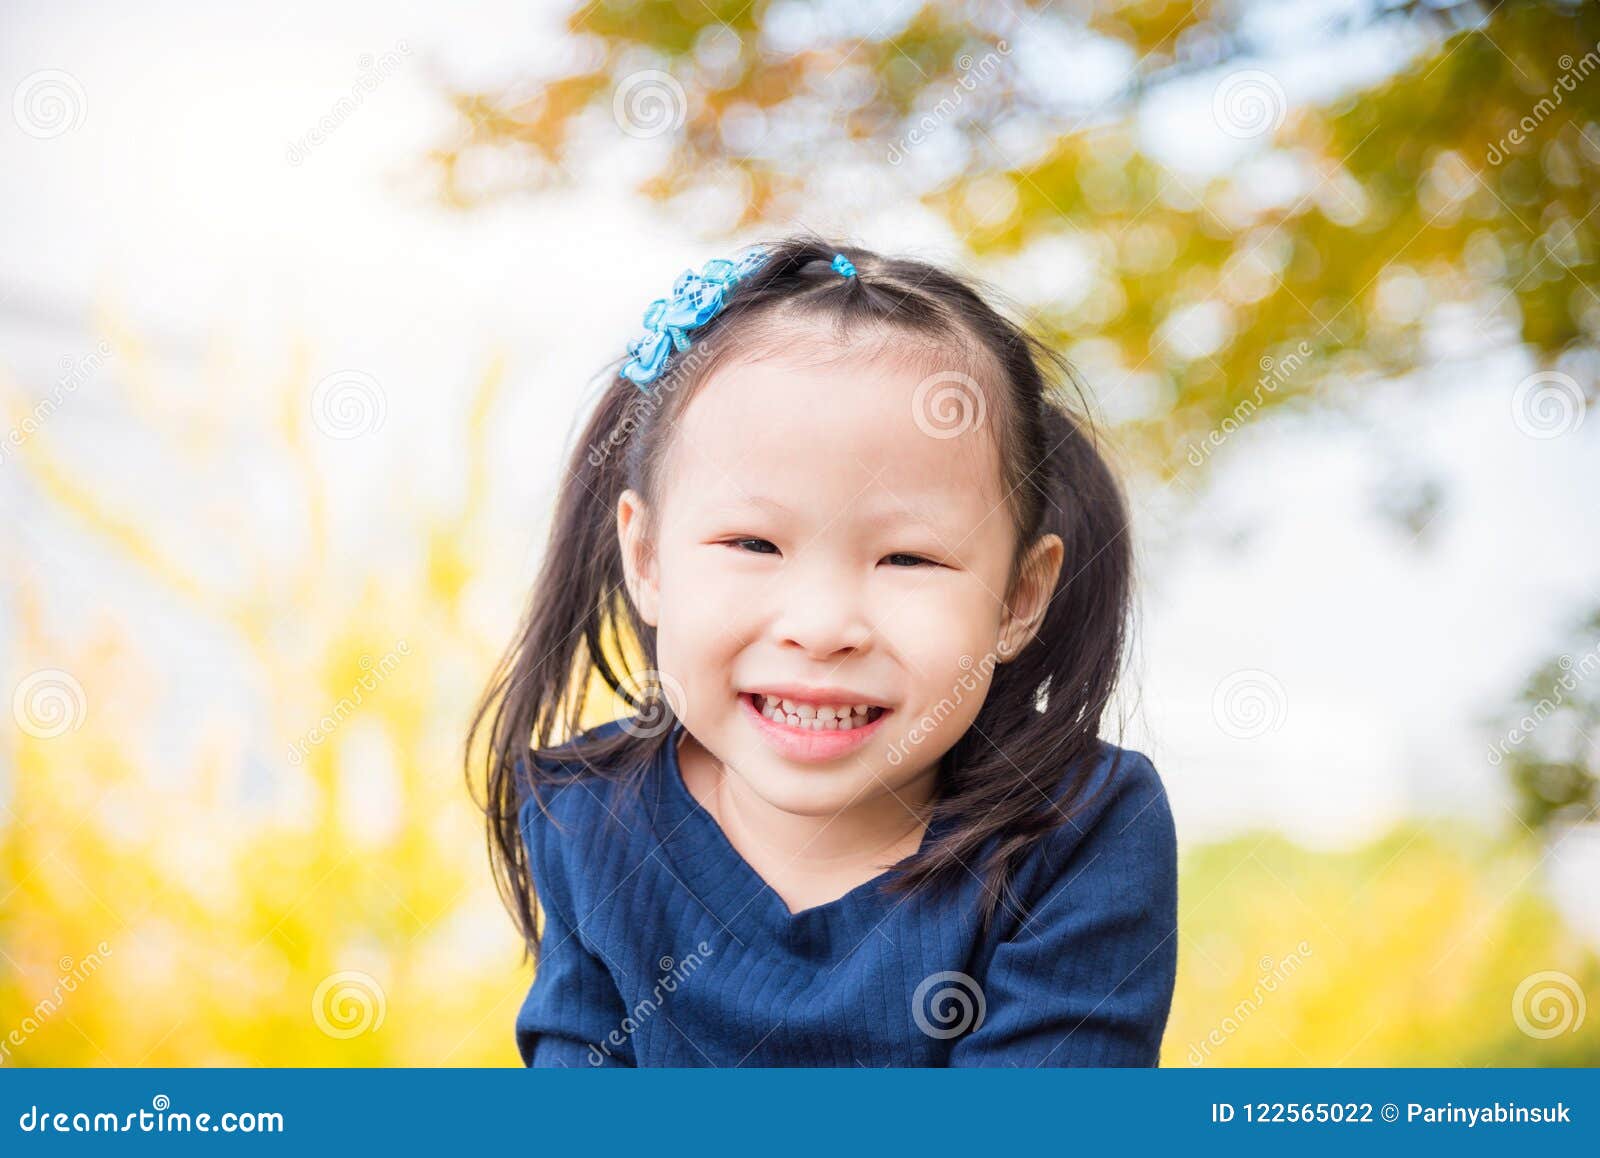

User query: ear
[997,533,1064,661]
[617,488,661,628]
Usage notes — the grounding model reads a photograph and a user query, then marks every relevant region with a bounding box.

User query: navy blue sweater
[514,719,1177,1067]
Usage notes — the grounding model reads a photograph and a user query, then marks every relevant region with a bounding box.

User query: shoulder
[1016,740,1177,918]
[515,719,647,875]
[1073,741,1175,852]
[955,741,1178,1066]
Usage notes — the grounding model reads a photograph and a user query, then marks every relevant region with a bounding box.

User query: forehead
[659,341,1009,527]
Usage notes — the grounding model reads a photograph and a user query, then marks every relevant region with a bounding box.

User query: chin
[737,755,880,816]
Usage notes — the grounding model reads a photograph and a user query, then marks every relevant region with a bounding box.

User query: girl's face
[619,342,1062,819]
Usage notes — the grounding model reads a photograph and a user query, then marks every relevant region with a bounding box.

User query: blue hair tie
[831,253,857,279]
[619,245,770,390]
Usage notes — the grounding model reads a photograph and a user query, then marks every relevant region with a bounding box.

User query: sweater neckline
[653,719,948,939]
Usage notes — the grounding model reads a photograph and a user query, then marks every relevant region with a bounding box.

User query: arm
[514,794,636,1067]
[948,751,1178,1067]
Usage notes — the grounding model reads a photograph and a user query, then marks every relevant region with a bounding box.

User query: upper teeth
[757,695,876,730]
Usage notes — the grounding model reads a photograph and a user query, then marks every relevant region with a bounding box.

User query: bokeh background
[3,0,1599,1066]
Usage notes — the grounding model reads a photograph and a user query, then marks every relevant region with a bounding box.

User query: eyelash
[724,539,936,568]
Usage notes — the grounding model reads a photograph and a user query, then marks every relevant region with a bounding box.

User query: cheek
[657,544,747,635]
[652,544,746,697]
[876,580,1005,757]
[875,577,1006,670]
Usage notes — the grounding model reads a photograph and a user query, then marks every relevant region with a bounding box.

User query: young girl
[468,235,1177,1067]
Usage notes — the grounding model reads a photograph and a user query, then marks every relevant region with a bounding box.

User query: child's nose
[772,577,872,659]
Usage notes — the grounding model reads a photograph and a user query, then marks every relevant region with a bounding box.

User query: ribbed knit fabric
[514,718,1177,1067]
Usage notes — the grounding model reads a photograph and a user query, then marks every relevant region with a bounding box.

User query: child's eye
[726,537,780,556]
[882,553,936,568]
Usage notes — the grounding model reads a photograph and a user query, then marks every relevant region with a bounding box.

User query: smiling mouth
[745,693,888,732]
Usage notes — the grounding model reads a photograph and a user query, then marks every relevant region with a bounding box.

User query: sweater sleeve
[947,749,1178,1068]
[514,792,636,1068]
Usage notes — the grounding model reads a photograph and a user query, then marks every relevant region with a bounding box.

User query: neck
[679,731,939,869]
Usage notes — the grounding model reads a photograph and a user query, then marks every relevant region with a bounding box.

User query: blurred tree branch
[1499,607,1600,831]
[425,0,1598,475]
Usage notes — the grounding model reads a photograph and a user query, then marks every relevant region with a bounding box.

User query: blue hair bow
[620,245,771,389]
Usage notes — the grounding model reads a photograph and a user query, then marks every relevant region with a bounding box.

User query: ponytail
[467,373,660,960]
[886,345,1134,931]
